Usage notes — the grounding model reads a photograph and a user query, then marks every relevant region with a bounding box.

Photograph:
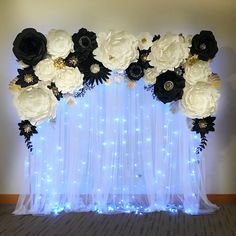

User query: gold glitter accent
[141,54,148,62]
[54,57,65,69]
[187,55,199,66]
[90,64,100,74]
[23,124,32,133]
[126,78,136,89]
[164,81,174,91]
[9,78,21,92]
[24,74,33,83]
[198,120,207,129]
[208,73,221,89]
[69,56,78,66]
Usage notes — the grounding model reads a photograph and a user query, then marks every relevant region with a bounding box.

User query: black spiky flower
[47,82,63,101]
[16,67,39,88]
[138,48,152,70]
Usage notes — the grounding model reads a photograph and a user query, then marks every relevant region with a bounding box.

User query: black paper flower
[153,70,185,104]
[16,67,39,88]
[47,82,63,101]
[192,116,216,138]
[190,31,218,61]
[65,52,87,68]
[13,28,47,66]
[138,49,152,70]
[72,28,98,57]
[126,62,144,81]
[152,34,160,42]
[79,55,111,85]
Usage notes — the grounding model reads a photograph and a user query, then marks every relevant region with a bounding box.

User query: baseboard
[0,194,236,204]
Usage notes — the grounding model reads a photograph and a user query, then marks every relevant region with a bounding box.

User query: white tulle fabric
[14,77,218,215]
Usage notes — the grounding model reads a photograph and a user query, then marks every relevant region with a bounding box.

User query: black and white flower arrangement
[9,28,220,153]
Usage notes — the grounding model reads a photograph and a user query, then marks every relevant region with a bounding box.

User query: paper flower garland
[9,28,220,153]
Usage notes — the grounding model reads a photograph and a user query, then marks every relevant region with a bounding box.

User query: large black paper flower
[153,70,185,104]
[190,31,218,61]
[79,55,111,85]
[138,49,152,70]
[16,67,39,88]
[126,62,144,81]
[192,116,216,138]
[13,28,47,66]
[47,82,63,101]
[72,28,98,57]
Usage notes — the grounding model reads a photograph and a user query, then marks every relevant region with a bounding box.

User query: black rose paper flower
[190,31,218,61]
[47,82,63,101]
[16,67,39,88]
[79,55,111,85]
[138,49,152,70]
[13,28,47,66]
[126,62,144,81]
[72,28,98,57]
[18,120,38,152]
[153,70,185,104]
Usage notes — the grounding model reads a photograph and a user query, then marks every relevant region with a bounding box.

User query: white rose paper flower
[143,68,160,85]
[137,32,153,50]
[13,82,57,124]
[148,33,190,72]
[54,67,84,94]
[47,29,74,59]
[184,60,211,85]
[180,82,220,119]
[35,58,58,82]
[94,30,139,70]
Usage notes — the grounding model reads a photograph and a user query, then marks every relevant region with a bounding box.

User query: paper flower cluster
[9,28,220,153]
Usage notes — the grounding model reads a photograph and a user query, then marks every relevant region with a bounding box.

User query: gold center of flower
[198,120,208,129]
[52,87,59,96]
[24,74,33,83]
[141,38,147,43]
[54,57,65,69]
[141,54,148,62]
[23,124,32,133]
[200,43,206,50]
[69,56,78,66]
[90,63,100,74]
[164,81,174,91]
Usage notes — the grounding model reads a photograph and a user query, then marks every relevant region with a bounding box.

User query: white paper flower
[180,82,220,119]
[35,58,58,82]
[13,82,57,124]
[148,33,190,72]
[94,30,139,70]
[143,68,160,85]
[184,60,211,85]
[137,32,153,50]
[47,29,74,59]
[54,67,83,94]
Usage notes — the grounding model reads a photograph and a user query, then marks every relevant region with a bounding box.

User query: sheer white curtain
[14,76,218,215]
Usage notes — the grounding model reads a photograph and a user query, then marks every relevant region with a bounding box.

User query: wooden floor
[0,204,235,236]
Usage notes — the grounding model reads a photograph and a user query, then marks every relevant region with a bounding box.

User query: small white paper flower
[184,60,211,85]
[143,68,160,85]
[180,82,220,118]
[34,58,58,82]
[47,29,74,59]
[13,82,57,124]
[137,32,153,50]
[148,33,190,72]
[94,30,139,70]
[54,67,84,94]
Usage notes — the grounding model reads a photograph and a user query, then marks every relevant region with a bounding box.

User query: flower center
[199,43,207,50]
[141,53,148,62]
[90,64,100,74]
[198,120,208,129]
[130,65,142,78]
[69,56,78,66]
[109,55,114,60]
[23,124,32,133]
[24,74,33,83]
[54,58,65,69]
[79,36,91,48]
[141,38,147,44]
[164,81,174,91]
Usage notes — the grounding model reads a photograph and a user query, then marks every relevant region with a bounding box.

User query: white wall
[0,0,235,193]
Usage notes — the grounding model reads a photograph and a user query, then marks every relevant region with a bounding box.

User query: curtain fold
[14,78,218,215]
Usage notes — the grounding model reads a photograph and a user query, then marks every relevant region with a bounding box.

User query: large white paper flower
[35,58,58,82]
[54,67,84,94]
[148,33,190,72]
[137,32,153,50]
[143,68,160,85]
[180,82,220,118]
[13,82,57,124]
[184,60,211,85]
[47,29,74,59]
[94,30,139,70]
